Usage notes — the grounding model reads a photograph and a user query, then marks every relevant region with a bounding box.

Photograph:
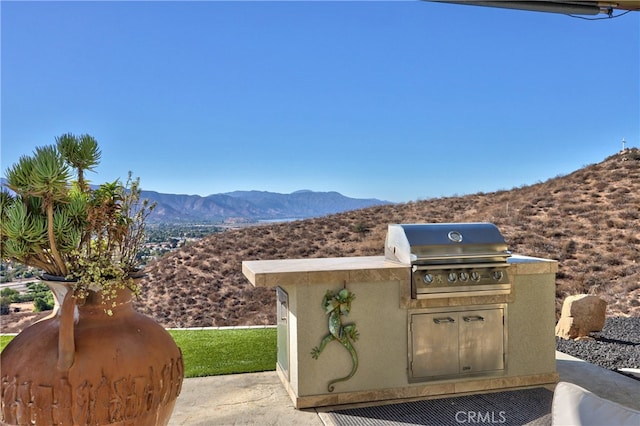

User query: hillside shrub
[0,297,10,315]
[33,294,54,312]
[0,288,20,303]
[624,149,640,161]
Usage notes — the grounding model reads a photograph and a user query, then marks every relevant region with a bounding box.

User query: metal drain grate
[327,388,552,426]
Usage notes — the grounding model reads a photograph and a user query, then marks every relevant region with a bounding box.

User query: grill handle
[433,317,456,324]
[411,251,511,263]
[463,315,485,322]
[412,262,510,271]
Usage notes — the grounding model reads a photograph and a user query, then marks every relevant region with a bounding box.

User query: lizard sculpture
[310,288,359,392]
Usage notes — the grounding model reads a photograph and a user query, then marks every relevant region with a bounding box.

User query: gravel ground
[556,316,640,380]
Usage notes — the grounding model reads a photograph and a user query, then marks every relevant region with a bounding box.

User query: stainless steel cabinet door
[410,313,459,378]
[276,287,289,379]
[459,309,504,374]
[410,308,505,380]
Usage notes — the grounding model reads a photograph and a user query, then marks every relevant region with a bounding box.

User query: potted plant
[0,134,183,426]
[2,134,149,308]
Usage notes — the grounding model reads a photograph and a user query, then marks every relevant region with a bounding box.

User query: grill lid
[384,222,511,265]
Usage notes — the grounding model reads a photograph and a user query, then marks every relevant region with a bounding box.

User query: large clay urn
[0,277,183,425]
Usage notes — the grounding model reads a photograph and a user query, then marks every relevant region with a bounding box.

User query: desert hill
[133,148,640,328]
[2,149,638,333]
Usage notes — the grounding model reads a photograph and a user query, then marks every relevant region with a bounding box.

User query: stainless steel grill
[385,223,512,299]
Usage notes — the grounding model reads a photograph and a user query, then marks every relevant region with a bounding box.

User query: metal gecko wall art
[310,288,359,392]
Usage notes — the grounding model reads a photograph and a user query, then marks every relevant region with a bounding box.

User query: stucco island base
[242,255,559,409]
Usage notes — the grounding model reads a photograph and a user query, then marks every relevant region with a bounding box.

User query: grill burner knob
[492,270,504,281]
[447,272,457,283]
[470,272,481,282]
[423,273,434,284]
[459,272,469,282]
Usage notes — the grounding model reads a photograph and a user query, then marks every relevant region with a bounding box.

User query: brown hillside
[132,148,639,328]
[2,149,638,333]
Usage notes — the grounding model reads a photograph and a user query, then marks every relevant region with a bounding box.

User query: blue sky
[2,1,638,203]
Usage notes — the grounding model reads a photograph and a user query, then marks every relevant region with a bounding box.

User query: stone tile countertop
[242,254,557,288]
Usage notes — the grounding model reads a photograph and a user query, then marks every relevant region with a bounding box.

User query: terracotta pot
[0,277,183,425]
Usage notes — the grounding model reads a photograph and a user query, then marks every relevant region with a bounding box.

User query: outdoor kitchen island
[242,226,559,409]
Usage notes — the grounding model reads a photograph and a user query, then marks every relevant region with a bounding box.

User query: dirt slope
[2,149,638,333]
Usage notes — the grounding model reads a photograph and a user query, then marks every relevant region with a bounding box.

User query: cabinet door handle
[433,317,455,324]
[463,315,484,322]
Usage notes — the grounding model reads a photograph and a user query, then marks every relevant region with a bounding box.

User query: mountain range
[0,178,392,223]
[0,177,390,223]
[142,189,391,223]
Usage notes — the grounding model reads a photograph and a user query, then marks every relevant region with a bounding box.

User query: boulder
[555,294,607,339]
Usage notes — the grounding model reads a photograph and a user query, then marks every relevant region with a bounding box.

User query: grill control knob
[423,273,434,284]
[491,270,504,281]
[447,272,457,283]
[470,272,481,282]
[459,272,469,282]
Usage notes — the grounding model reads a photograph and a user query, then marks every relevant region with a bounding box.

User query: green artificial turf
[0,335,13,351]
[168,328,277,378]
[1,328,277,379]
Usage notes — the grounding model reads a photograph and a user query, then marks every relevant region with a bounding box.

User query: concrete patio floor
[168,351,640,426]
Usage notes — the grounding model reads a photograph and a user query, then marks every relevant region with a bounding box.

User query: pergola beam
[426,1,639,16]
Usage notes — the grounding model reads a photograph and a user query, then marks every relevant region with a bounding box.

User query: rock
[574,336,595,341]
[555,294,607,339]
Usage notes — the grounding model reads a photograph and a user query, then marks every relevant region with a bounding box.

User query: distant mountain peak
[144,189,391,223]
